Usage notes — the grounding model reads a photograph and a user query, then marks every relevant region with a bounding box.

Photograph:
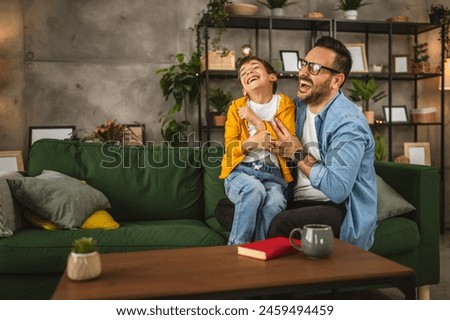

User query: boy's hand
[238,107,265,132]
[271,117,302,158]
[242,131,272,152]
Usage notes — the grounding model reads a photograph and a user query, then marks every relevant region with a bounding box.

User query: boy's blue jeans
[224,160,288,245]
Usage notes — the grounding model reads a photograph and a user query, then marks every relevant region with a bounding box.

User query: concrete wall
[0,0,449,226]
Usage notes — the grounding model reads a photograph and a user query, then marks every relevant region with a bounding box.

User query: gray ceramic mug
[289,224,334,259]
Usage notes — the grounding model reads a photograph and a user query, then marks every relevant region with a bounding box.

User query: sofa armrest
[374,160,440,284]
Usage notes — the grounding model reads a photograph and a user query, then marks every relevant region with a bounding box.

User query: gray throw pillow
[7,170,111,229]
[376,175,415,221]
[0,171,24,237]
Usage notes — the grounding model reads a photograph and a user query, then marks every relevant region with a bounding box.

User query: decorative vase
[67,251,102,281]
[271,8,284,16]
[344,10,358,20]
[413,61,430,73]
[364,111,375,124]
[212,115,226,126]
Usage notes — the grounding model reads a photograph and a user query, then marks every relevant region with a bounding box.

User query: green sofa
[0,140,440,299]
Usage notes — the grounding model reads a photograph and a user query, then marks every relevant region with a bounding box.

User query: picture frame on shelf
[404,142,431,166]
[28,125,76,152]
[124,124,145,146]
[383,105,408,123]
[393,55,409,73]
[280,50,299,72]
[345,44,368,73]
[0,151,24,171]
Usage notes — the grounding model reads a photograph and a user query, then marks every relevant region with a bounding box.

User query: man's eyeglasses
[298,58,341,75]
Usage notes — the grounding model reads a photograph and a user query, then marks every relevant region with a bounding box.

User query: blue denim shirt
[294,90,377,250]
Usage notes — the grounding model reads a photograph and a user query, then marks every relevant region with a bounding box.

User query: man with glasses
[269,36,377,250]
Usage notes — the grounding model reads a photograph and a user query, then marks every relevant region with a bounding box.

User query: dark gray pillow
[0,171,24,237]
[376,175,415,221]
[7,170,111,229]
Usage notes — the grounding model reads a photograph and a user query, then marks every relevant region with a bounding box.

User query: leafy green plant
[193,0,231,53]
[413,43,430,63]
[336,0,371,11]
[157,52,200,146]
[374,132,387,161]
[209,87,233,115]
[257,0,297,9]
[72,237,97,254]
[429,4,450,56]
[348,78,386,111]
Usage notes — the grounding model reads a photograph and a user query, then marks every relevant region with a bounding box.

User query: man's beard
[298,75,333,106]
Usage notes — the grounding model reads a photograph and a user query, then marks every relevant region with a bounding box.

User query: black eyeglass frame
[298,58,341,75]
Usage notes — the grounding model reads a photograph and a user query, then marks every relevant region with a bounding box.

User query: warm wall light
[439,58,450,90]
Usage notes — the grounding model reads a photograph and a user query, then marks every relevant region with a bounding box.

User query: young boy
[219,56,295,245]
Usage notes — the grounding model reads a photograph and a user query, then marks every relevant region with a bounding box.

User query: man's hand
[238,106,265,132]
[271,117,302,158]
[242,131,272,152]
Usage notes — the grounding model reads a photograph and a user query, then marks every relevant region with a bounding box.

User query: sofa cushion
[7,170,111,229]
[376,175,415,221]
[370,217,420,256]
[0,220,226,273]
[24,209,119,231]
[0,171,24,237]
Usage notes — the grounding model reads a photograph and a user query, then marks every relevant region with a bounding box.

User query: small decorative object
[257,0,298,17]
[304,12,325,19]
[280,50,299,72]
[345,43,368,72]
[224,3,259,16]
[383,105,408,123]
[404,142,431,166]
[371,63,383,72]
[386,16,409,22]
[200,50,236,72]
[393,55,409,73]
[67,237,101,281]
[412,42,430,73]
[335,0,371,20]
[209,87,233,126]
[348,78,386,124]
[394,155,410,164]
[83,119,142,146]
[410,107,437,123]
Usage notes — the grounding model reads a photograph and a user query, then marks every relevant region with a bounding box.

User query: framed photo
[404,142,431,166]
[383,105,408,123]
[345,44,368,73]
[0,151,24,171]
[393,55,409,73]
[28,126,76,151]
[280,50,299,72]
[124,124,145,146]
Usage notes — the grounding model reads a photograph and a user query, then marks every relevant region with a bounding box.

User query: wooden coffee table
[52,239,415,299]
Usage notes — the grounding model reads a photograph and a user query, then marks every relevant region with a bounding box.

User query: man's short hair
[237,56,278,94]
[314,36,352,84]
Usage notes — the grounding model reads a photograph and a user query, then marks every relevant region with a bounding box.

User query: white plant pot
[344,10,358,20]
[271,8,284,16]
[67,251,102,281]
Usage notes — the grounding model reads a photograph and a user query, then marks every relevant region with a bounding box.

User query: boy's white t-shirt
[294,106,329,201]
[242,94,280,167]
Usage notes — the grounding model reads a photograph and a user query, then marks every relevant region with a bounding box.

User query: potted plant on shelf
[412,42,430,73]
[257,0,298,16]
[209,87,233,126]
[348,78,386,124]
[429,4,450,57]
[336,0,371,20]
[157,52,201,146]
[374,132,387,161]
[66,237,101,281]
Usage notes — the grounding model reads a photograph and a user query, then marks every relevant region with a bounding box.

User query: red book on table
[237,236,300,260]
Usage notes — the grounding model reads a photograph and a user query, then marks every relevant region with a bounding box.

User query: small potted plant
[257,0,298,16]
[374,132,387,161]
[336,0,371,20]
[209,87,233,126]
[412,42,430,73]
[66,237,102,281]
[429,4,450,56]
[348,78,386,124]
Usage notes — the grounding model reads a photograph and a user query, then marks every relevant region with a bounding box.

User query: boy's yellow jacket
[220,93,295,182]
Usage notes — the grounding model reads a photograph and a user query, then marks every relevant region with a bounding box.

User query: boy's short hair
[237,56,278,94]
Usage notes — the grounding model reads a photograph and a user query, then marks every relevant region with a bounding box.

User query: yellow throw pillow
[24,210,119,230]
[81,210,120,230]
[24,211,61,231]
